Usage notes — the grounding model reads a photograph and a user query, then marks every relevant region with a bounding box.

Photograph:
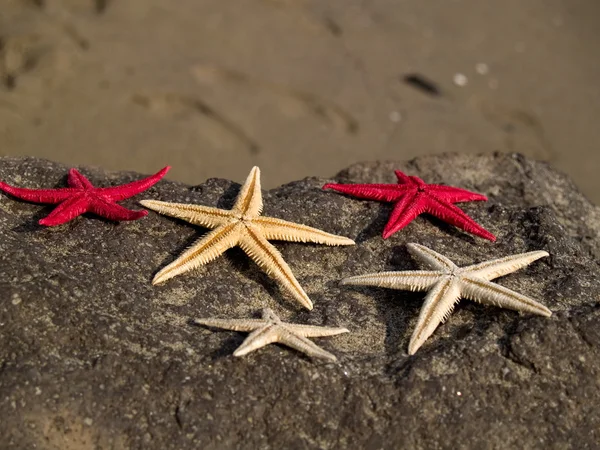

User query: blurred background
[1,0,598,203]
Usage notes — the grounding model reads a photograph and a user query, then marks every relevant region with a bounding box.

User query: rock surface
[0,154,599,450]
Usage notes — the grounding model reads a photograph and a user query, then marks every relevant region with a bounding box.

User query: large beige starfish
[141,167,354,309]
[342,243,552,355]
[195,308,349,361]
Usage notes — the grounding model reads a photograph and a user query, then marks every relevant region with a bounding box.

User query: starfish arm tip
[151,275,167,285]
[233,348,250,357]
[38,217,65,226]
[407,342,421,355]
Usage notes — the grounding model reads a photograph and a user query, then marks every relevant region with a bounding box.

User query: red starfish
[323,170,496,241]
[0,166,170,226]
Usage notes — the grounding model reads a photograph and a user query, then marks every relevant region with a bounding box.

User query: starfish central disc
[141,167,355,310]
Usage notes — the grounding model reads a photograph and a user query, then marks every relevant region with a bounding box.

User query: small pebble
[475,63,489,75]
[453,73,468,87]
[11,293,21,306]
[389,111,402,123]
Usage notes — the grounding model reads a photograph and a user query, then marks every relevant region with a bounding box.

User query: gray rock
[0,153,598,449]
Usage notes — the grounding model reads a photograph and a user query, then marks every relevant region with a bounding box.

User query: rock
[0,153,598,449]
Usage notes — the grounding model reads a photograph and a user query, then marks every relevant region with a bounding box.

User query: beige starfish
[195,308,349,361]
[140,167,354,309]
[342,243,552,355]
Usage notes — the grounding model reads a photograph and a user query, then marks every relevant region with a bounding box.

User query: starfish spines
[194,318,267,332]
[196,308,347,361]
[427,185,488,203]
[152,223,241,285]
[38,195,90,226]
[286,324,350,338]
[140,199,233,228]
[406,243,456,270]
[88,198,148,222]
[255,216,355,245]
[233,166,263,217]
[381,192,424,239]
[241,223,313,310]
[409,278,461,355]
[342,271,444,291]
[68,169,95,190]
[343,244,551,354]
[323,182,408,202]
[394,170,413,184]
[460,276,552,317]
[99,166,171,201]
[465,250,549,280]
[324,170,495,240]
[422,196,497,241]
[0,181,78,203]
[0,166,169,225]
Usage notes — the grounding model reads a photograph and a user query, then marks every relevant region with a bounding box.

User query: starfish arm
[423,196,496,241]
[152,223,241,284]
[194,318,266,332]
[408,278,461,355]
[322,182,409,202]
[232,166,263,217]
[276,329,339,361]
[406,243,457,271]
[427,184,488,203]
[253,216,355,246]
[88,198,147,222]
[38,195,90,226]
[99,166,171,201]
[0,181,78,203]
[382,191,424,239]
[460,276,552,317]
[233,325,280,356]
[240,225,313,310]
[285,323,350,338]
[394,170,414,185]
[139,200,233,228]
[464,251,549,280]
[67,169,95,189]
[341,270,443,291]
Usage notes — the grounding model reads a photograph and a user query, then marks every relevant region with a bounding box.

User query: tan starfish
[140,167,354,309]
[195,308,349,361]
[342,243,552,355]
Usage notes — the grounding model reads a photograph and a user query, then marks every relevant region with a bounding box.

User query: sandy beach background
[1,0,598,203]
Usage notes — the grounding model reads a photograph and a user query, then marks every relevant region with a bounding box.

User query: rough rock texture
[0,154,599,450]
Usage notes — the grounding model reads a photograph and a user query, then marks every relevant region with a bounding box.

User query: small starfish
[342,243,551,355]
[323,170,495,241]
[140,167,354,309]
[0,166,170,226]
[195,308,349,361]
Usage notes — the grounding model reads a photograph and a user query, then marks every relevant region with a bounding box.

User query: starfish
[341,243,551,355]
[0,166,170,226]
[323,170,495,241]
[195,308,349,361]
[140,166,354,309]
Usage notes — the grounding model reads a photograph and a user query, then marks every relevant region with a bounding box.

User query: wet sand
[1,0,598,203]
